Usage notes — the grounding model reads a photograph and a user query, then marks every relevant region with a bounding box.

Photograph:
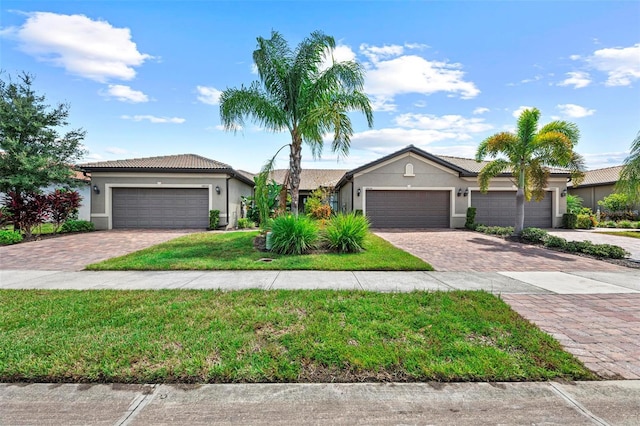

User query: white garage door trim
[103,184,215,229]
[466,187,563,218]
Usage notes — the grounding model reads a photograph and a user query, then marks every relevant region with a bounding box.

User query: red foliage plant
[48,189,81,233]
[5,191,50,239]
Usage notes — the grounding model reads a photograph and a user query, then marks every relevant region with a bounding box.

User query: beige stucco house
[335,146,570,229]
[79,154,253,230]
[568,166,623,211]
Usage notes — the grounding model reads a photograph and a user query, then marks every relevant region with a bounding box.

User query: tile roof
[435,155,487,173]
[79,154,232,170]
[270,169,348,190]
[569,165,623,187]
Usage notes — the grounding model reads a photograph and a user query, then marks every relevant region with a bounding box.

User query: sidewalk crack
[549,382,609,426]
[115,384,156,426]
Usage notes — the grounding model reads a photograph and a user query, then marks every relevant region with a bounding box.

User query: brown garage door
[365,190,450,228]
[471,191,552,228]
[112,188,209,229]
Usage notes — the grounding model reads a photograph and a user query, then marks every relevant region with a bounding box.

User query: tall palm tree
[475,108,585,235]
[616,131,640,204]
[220,30,373,215]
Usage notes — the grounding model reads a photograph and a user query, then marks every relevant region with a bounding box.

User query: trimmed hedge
[60,220,95,233]
[209,210,220,230]
[521,227,548,244]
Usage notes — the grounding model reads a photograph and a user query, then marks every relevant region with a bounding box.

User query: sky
[1,1,639,173]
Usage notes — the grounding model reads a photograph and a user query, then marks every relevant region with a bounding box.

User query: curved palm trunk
[289,138,302,216]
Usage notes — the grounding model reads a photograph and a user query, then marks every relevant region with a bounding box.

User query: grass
[86,231,433,271]
[0,289,595,383]
[599,231,640,239]
[3,223,55,235]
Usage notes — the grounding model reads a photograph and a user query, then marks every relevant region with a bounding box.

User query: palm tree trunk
[515,188,525,235]
[289,140,302,215]
[515,165,526,235]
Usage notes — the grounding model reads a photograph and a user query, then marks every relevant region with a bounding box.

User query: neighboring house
[270,168,348,211]
[568,166,624,211]
[79,154,254,230]
[335,145,570,229]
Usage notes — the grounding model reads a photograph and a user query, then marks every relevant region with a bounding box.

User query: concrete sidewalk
[1,381,639,425]
[1,269,639,293]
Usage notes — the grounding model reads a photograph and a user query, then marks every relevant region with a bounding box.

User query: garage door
[471,191,552,228]
[365,190,450,228]
[112,188,209,229]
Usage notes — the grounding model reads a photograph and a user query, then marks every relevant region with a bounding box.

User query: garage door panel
[366,190,450,228]
[471,191,552,228]
[112,188,209,229]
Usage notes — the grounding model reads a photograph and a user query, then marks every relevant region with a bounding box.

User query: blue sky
[1,1,639,173]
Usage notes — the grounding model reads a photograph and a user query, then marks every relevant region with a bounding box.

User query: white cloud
[512,106,535,118]
[104,147,130,155]
[558,71,592,89]
[473,107,490,115]
[102,84,149,103]
[83,152,104,161]
[196,86,223,105]
[570,54,582,61]
[394,113,493,133]
[360,43,405,62]
[369,95,397,112]
[587,43,640,86]
[2,12,152,82]
[556,104,595,118]
[331,44,357,63]
[121,115,185,124]
[582,151,628,169]
[351,128,461,153]
[363,52,480,101]
[520,75,543,84]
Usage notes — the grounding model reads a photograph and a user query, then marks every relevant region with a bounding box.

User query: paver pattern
[374,229,627,272]
[0,229,201,271]
[502,294,640,380]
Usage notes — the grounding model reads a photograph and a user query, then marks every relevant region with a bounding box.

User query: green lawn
[600,231,640,239]
[86,231,433,271]
[0,289,594,383]
[3,223,55,235]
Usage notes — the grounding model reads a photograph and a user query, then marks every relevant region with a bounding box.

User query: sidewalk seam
[115,384,156,426]
[352,272,364,290]
[267,271,280,290]
[549,382,610,426]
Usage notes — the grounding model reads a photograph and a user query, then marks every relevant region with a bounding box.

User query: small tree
[0,73,86,227]
[48,189,81,233]
[5,191,49,239]
[253,172,282,231]
[305,187,333,220]
[598,193,635,221]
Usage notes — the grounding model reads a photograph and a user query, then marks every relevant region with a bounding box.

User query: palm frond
[253,31,293,111]
[526,159,550,201]
[219,84,289,132]
[478,159,510,192]
[616,131,640,202]
[516,108,540,148]
[539,120,580,146]
[475,133,519,161]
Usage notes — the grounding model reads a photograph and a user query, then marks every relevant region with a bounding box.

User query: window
[404,163,415,177]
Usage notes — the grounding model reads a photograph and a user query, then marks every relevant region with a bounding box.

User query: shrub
[476,225,514,236]
[304,188,333,220]
[0,229,23,245]
[209,210,220,230]
[582,244,629,259]
[544,235,567,249]
[465,207,476,230]
[562,213,577,229]
[61,220,95,233]
[617,220,634,229]
[5,191,49,239]
[576,214,593,229]
[0,207,12,229]
[237,218,255,229]
[48,189,81,233]
[598,193,634,221]
[635,222,640,229]
[521,227,548,244]
[600,220,617,228]
[324,213,370,253]
[269,215,319,255]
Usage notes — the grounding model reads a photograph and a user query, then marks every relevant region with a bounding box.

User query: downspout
[350,178,354,212]
[226,176,231,226]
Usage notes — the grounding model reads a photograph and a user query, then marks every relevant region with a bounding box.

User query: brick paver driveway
[374,229,627,272]
[0,229,201,271]
[503,294,640,379]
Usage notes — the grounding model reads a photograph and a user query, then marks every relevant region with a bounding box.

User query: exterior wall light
[457,188,462,197]
[463,188,469,197]
[93,185,100,194]
[357,188,361,197]
[215,185,221,194]
[561,188,567,197]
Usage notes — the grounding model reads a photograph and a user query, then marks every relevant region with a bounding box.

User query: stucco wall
[89,172,249,230]
[569,184,615,211]
[339,152,568,228]
[227,178,253,228]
